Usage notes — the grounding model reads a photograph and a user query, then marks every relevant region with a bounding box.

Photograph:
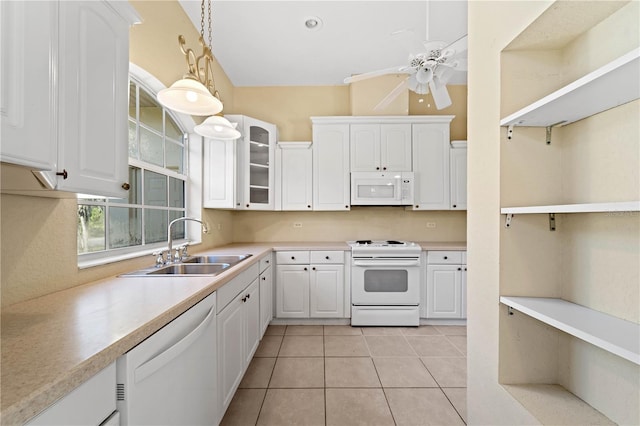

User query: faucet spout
[167,217,209,263]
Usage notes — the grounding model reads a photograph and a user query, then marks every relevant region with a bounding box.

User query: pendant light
[157,0,223,116]
[194,116,241,140]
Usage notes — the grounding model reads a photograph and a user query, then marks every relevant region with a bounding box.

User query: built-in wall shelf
[500,47,640,128]
[500,296,640,365]
[500,201,640,215]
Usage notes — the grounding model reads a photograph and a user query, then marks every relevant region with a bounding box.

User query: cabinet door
[241,117,277,210]
[203,138,237,208]
[259,266,273,337]
[380,124,412,171]
[244,279,261,364]
[426,265,463,318]
[461,266,467,319]
[450,147,467,210]
[350,124,380,171]
[313,124,351,210]
[0,1,57,170]
[276,265,310,317]
[279,143,313,210]
[57,1,131,197]
[217,296,245,413]
[411,123,451,210]
[310,265,345,318]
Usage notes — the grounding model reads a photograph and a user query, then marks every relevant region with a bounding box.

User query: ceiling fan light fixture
[158,78,223,116]
[194,115,241,140]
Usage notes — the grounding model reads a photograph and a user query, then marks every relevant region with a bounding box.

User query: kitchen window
[77,74,193,266]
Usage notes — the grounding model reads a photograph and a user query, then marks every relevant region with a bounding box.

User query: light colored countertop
[1,240,465,425]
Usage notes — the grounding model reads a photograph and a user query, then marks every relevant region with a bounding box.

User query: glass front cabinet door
[226,115,277,210]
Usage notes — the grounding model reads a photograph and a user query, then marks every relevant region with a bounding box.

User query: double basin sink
[122,254,252,277]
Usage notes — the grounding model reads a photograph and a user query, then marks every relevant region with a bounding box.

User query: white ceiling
[178,1,468,87]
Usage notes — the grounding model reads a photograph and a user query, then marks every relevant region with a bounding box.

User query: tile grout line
[253,325,287,425]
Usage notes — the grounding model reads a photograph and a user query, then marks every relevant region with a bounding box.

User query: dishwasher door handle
[134,305,216,384]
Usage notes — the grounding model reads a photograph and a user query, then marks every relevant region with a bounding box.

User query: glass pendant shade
[157,78,223,116]
[194,116,241,140]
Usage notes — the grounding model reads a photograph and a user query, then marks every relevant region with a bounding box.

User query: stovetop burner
[352,240,408,247]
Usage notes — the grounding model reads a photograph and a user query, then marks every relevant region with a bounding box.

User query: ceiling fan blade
[428,79,452,110]
[442,34,468,59]
[374,78,409,112]
[391,29,429,57]
[344,65,412,84]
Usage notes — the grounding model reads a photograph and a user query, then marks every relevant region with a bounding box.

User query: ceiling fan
[343,30,468,111]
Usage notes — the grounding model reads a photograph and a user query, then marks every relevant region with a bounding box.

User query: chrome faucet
[167,217,209,263]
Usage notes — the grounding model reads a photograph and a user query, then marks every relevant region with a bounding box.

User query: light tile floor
[221,324,467,426]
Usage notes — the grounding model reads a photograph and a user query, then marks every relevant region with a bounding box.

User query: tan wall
[233,209,466,243]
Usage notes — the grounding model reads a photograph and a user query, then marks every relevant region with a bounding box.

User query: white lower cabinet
[425,251,467,319]
[276,250,346,318]
[216,261,262,420]
[259,255,274,336]
[310,264,345,318]
[26,363,116,426]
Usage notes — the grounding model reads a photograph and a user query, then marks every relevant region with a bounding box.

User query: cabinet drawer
[427,251,463,264]
[310,251,344,264]
[276,251,310,264]
[259,254,272,272]
[217,262,260,312]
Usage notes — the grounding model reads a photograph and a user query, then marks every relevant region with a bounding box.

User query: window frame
[77,64,201,269]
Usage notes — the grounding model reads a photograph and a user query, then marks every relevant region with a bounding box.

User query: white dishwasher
[117,292,218,425]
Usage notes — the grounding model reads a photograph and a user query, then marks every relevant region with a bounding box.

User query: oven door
[351,258,420,305]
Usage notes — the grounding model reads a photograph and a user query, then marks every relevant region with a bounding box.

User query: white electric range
[348,240,422,326]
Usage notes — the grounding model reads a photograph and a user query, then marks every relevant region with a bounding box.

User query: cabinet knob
[452,204,457,208]
[265,260,269,264]
[242,296,247,302]
[457,267,462,271]
[464,267,467,271]
[262,276,266,280]
[345,205,349,209]
[325,256,329,260]
[247,293,251,299]
[291,256,295,260]
[246,204,250,208]
[304,267,308,271]
[376,167,380,170]
[312,267,316,271]
[382,167,387,170]
[415,205,419,208]
[444,256,448,260]
[237,203,241,206]
[307,205,311,208]
[122,182,130,190]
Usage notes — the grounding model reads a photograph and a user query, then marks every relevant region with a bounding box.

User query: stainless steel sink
[119,254,252,277]
[146,263,231,275]
[182,254,252,265]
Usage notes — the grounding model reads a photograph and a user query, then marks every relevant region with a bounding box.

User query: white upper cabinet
[450,141,467,210]
[226,115,277,210]
[0,1,139,198]
[350,123,411,172]
[410,118,454,210]
[311,119,351,211]
[1,1,57,171]
[276,142,313,211]
[203,138,237,209]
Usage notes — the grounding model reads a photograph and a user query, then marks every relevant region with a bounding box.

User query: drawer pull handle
[325,256,330,260]
[304,267,308,271]
[312,267,316,271]
[444,256,448,260]
[291,256,295,260]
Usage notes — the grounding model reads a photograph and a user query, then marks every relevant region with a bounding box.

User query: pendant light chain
[200,0,205,39]
[206,0,220,102]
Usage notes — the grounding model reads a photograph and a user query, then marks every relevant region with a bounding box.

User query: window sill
[78,239,201,269]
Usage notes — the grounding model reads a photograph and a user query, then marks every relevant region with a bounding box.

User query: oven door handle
[353,259,420,267]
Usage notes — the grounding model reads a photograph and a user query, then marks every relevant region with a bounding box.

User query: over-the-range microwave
[350,171,414,206]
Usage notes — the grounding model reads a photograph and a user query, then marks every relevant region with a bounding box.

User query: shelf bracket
[545,121,567,145]
[549,213,556,231]
[507,125,514,140]
[505,213,513,229]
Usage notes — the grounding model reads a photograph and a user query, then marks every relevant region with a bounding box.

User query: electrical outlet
[293,222,303,228]
[426,222,437,228]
